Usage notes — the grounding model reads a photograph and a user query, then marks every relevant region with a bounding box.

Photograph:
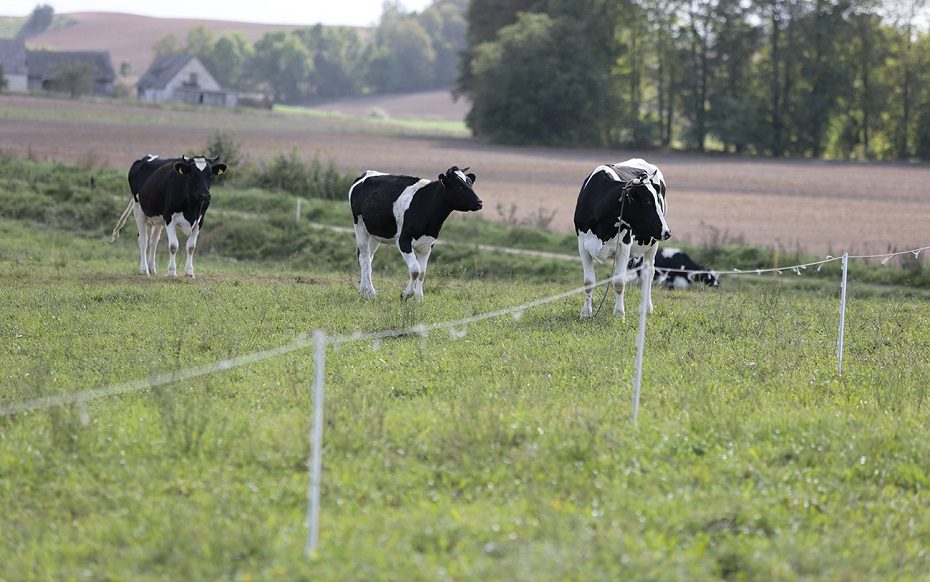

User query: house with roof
[137,54,237,108]
[25,49,115,96]
[0,39,29,92]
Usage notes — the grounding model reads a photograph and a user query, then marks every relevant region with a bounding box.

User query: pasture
[1,151,930,578]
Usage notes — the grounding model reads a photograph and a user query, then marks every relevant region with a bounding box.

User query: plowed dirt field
[2,94,928,255]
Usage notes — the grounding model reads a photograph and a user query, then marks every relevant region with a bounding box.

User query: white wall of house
[138,58,235,107]
[164,59,223,94]
[5,74,27,92]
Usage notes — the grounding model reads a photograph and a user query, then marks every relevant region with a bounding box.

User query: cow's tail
[110,199,135,243]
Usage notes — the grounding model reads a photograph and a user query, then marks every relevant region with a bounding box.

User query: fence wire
[1,244,927,417]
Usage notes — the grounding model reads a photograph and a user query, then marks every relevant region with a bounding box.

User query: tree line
[153,0,467,103]
[458,0,930,160]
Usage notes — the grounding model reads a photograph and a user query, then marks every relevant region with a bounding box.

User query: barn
[26,49,115,96]
[1,40,115,96]
[136,54,237,108]
[0,39,28,92]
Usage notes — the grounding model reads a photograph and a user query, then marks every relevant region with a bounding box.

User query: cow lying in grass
[349,166,482,303]
[628,247,721,289]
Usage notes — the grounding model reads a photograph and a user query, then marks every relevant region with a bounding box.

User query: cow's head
[439,166,482,212]
[174,155,227,203]
[690,270,721,288]
[621,171,671,242]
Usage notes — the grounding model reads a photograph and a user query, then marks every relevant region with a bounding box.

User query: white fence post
[631,277,651,423]
[837,251,849,374]
[305,329,327,556]
[296,198,303,224]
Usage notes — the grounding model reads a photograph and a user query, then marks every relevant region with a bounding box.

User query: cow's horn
[206,154,220,163]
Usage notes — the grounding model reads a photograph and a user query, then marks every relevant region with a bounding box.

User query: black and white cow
[349,166,482,302]
[111,154,227,278]
[628,247,720,289]
[574,158,671,318]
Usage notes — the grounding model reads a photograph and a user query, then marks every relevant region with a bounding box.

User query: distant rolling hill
[19,11,300,84]
[8,11,466,122]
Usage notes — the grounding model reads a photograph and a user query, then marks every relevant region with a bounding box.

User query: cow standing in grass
[111,154,226,278]
[574,158,671,318]
[349,166,482,303]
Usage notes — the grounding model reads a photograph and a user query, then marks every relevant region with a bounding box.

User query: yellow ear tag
[216,168,224,176]
[177,167,185,175]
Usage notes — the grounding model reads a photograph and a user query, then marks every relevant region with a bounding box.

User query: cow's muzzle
[661,228,672,241]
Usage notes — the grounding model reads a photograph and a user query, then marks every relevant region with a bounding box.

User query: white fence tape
[0,336,310,416]
[2,242,928,558]
[1,243,926,418]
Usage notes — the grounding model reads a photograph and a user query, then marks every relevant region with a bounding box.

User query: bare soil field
[306,90,470,122]
[2,94,928,255]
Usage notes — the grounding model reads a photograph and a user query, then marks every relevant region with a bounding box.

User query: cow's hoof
[186,273,195,279]
[359,288,376,299]
[580,310,593,319]
[400,291,412,301]
[613,308,626,320]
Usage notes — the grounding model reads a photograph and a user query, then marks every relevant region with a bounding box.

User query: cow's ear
[212,163,228,176]
[174,162,187,176]
[438,174,447,187]
[467,173,476,184]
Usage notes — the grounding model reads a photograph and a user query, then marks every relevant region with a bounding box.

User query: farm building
[136,54,237,108]
[0,39,29,92]
[25,49,116,96]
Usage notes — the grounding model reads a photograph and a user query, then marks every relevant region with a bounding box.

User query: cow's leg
[578,236,596,318]
[643,244,659,313]
[354,223,376,298]
[413,244,433,303]
[184,223,200,278]
[398,238,420,301]
[165,219,180,277]
[147,222,163,275]
[612,241,633,319]
[133,203,149,275]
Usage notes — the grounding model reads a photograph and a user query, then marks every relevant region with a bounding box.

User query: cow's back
[129,156,175,199]
[574,168,622,238]
[350,172,421,239]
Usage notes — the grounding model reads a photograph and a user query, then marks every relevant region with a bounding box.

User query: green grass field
[1,156,929,579]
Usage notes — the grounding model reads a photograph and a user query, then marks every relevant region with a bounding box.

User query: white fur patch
[348,170,388,201]
[172,213,195,236]
[454,170,469,185]
[578,229,655,264]
[392,179,431,238]
[412,235,436,253]
[193,157,207,172]
[660,247,681,259]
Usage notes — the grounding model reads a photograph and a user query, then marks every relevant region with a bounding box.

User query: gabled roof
[26,49,115,81]
[137,53,197,90]
[0,39,28,76]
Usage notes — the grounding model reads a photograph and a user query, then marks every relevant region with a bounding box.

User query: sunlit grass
[274,104,471,137]
[1,216,929,579]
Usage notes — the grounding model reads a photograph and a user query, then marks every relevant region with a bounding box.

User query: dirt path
[2,95,928,255]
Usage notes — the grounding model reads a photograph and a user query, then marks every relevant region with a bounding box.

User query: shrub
[247,148,353,200]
